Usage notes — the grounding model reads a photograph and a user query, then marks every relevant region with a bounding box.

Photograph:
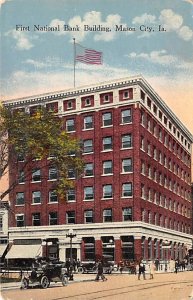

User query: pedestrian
[154,258,160,271]
[95,260,107,281]
[149,261,156,279]
[73,259,77,272]
[175,260,178,273]
[65,258,71,275]
[138,261,146,280]
[169,258,175,273]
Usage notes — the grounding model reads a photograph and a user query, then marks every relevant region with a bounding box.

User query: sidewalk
[0,273,96,291]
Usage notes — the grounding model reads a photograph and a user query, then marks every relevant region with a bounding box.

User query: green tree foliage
[0,105,83,201]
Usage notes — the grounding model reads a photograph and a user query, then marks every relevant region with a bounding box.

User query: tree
[0,105,84,201]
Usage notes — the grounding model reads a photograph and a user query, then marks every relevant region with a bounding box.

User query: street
[1,271,193,300]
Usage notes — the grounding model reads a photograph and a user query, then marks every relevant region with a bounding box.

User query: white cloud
[48,11,126,42]
[132,13,156,24]
[178,25,193,41]
[159,9,183,31]
[128,50,177,65]
[5,30,37,50]
[1,64,130,100]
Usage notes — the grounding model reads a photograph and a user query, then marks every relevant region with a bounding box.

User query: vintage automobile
[118,260,137,274]
[21,261,68,289]
[79,255,115,274]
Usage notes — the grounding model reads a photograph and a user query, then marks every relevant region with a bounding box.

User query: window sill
[83,199,94,202]
[121,196,133,199]
[82,152,94,155]
[121,147,133,150]
[101,198,113,200]
[101,125,113,128]
[121,171,133,174]
[82,128,94,131]
[15,204,25,207]
[48,201,58,204]
[31,203,41,205]
[31,181,41,183]
[101,150,113,153]
[83,175,94,178]
[101,174,113,176]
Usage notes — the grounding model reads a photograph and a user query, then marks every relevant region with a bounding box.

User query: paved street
[1,272,193,300]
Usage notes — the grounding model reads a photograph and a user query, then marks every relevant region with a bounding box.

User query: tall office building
[4,75,193,263]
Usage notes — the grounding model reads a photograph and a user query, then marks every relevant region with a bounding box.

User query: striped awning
[6,244,42,259]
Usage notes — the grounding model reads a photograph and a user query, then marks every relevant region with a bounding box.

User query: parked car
[78,255,115,274]
[20,261,68,289]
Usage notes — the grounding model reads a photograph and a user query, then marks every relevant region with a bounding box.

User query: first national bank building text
[4,75,193,265]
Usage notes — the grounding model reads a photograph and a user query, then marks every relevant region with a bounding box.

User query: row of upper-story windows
[140,184,191,217]
[18,158,133,184]
[65,109,132,132]
[15,183,133,205]
[83,134,132,153]
[24,88,133,116]
[141,161,191,200]
[141,208,191,234]
[140,135,191,174]
[141,110,191,159]
[140,95,191,151]
[15,207,133,227]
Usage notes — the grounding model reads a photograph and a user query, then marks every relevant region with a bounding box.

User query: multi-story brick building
[4,75,193,264]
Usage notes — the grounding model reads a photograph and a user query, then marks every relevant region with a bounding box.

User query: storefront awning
[6,244,42,259]
[0,244,8,257]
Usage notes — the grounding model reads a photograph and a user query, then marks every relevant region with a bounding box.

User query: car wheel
[77,267,84,273]
[40,276,50,289]
[61,274,68,286]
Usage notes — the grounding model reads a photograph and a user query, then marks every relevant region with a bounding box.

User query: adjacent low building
[3,75,193,264]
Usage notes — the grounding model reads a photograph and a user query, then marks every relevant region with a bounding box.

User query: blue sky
[1,0,193,134]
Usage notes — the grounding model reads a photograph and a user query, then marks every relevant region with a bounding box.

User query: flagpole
[73,38,76,88]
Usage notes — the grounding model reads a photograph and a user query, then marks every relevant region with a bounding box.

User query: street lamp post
[66,229,76,265]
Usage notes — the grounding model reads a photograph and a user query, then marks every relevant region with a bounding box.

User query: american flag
[75,43,103,65]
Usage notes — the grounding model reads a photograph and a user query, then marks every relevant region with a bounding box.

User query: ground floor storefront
[6,222,193,264]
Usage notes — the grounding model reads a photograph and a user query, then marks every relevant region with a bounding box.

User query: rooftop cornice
[2,75,193,142]
[2,74,143,106]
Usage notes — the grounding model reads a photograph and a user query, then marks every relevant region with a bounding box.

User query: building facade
[4,75,193,263]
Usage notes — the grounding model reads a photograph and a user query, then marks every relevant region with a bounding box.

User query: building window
[84,186,94,200]
[103,137,112,151]
[32,213,41,226]
[122,208,132,221]
[49,190,58,203]
[84,115,93,129]
[67,189,76,202]
[16,214,24,227]
[49,167,58,180]
[83,139,93,153]
[102,112,112,126]
[16,192,24,205]
[84,163,94,176]
[122,134,132,148]
[140,136,145,150]
[32,191,41,204]
[122,183,132,197]
[49,212,58,225]
[121,109,132,124]
[68,169,76,179]
[103,160,113,174]
[0,216,2,231]
[66,119,75,132]
[32,168,41,182]
[18,170,25,184]
[103,184,113,198]
[67,101,72,109]
[84,237,95,260]
[17,153,25,161]
[103,209,112,222]
[122,158,132,173]
[66,211,75,224]
[85,98,91,106]
[103,94,110,102]
[84,210,94,223]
